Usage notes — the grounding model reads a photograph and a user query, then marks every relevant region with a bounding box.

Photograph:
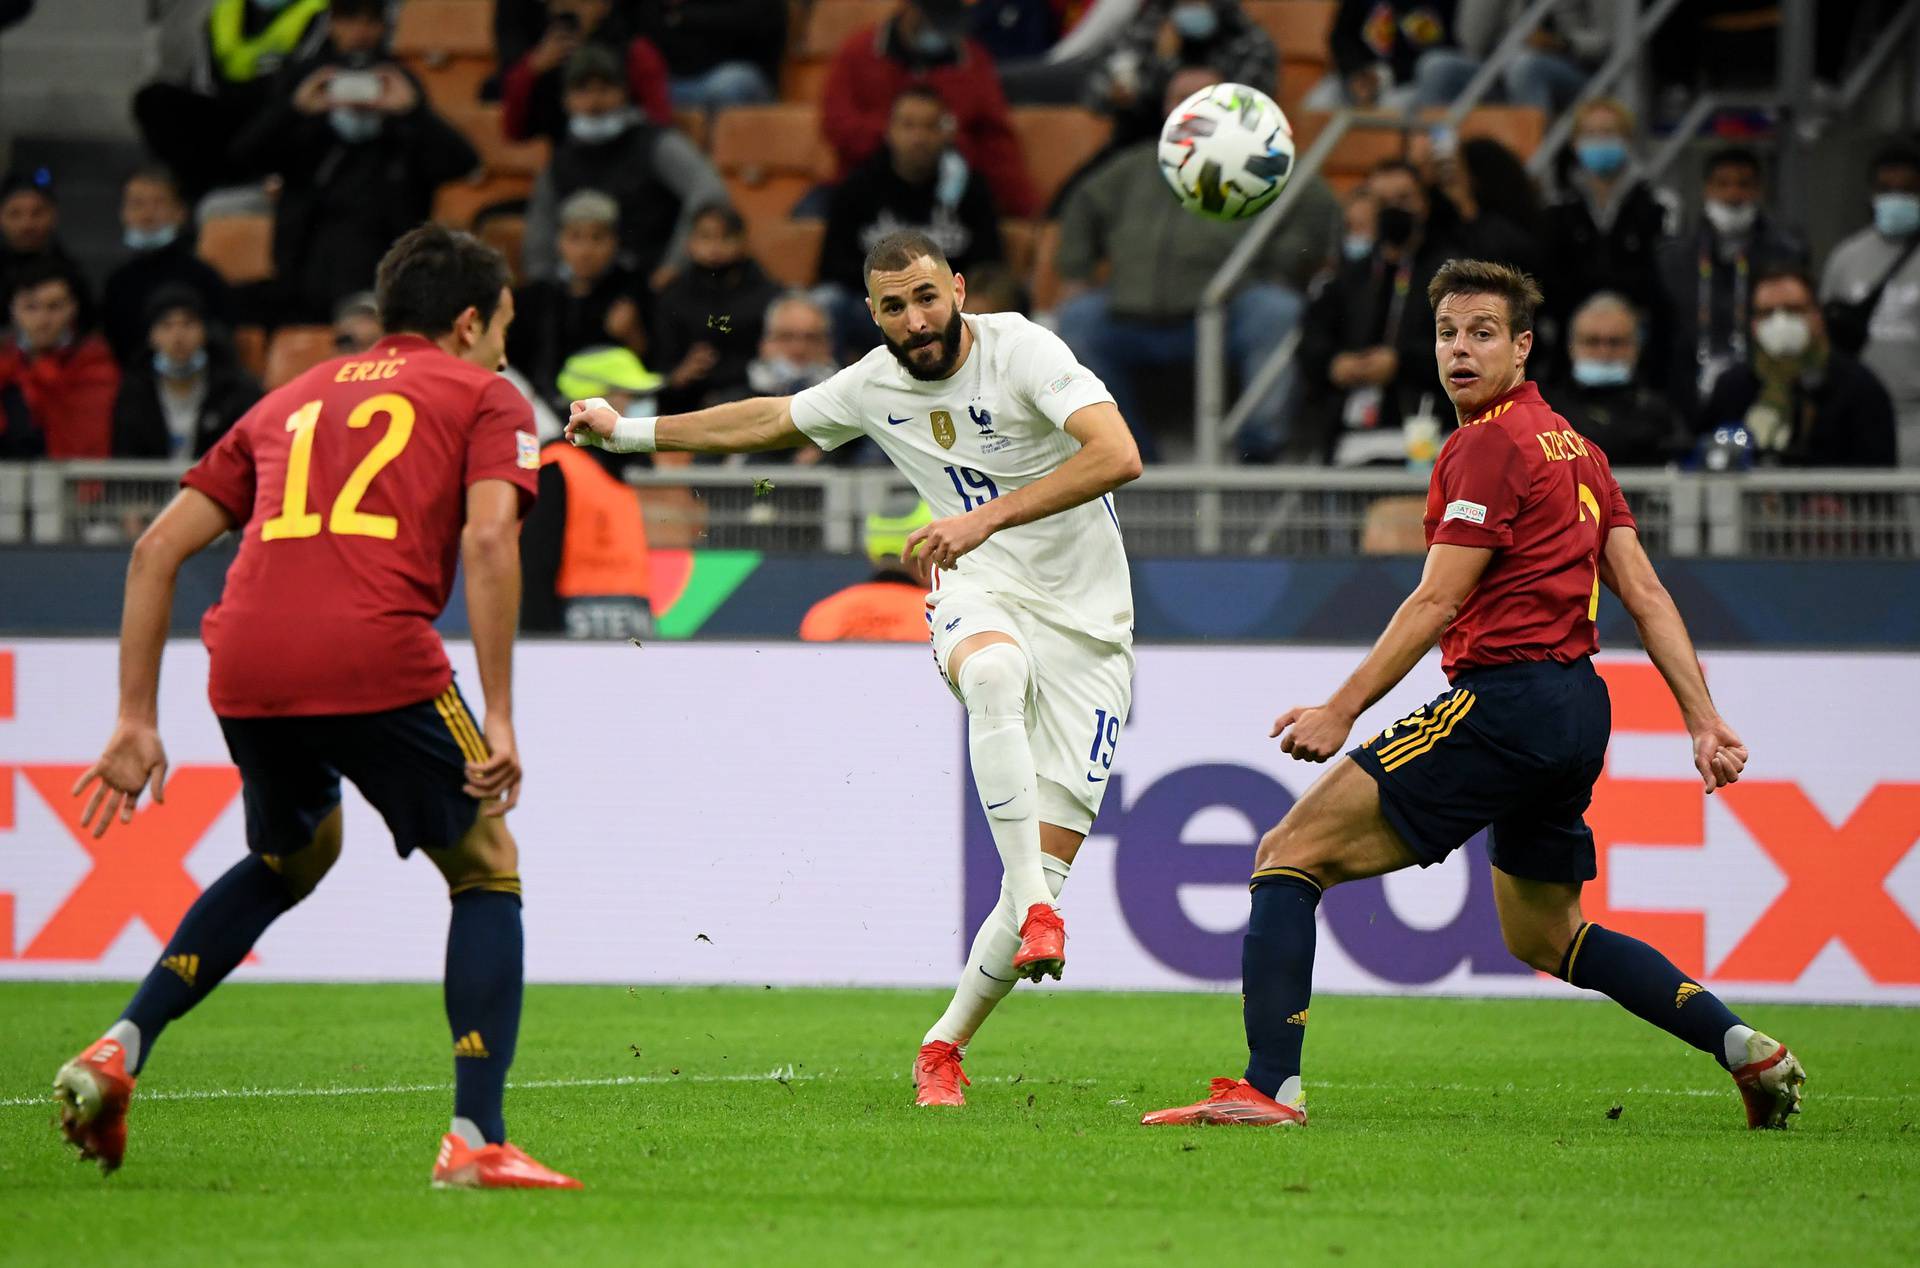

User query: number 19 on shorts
[1087,708,1120,775]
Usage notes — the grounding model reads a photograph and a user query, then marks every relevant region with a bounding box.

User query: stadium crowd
[0,0,1916,470]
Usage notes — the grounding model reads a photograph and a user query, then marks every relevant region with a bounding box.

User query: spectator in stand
[1540,98,1677,374]
[799,502,936,643]
[331,290,381,353]
[1056,68,1338,462]
[1298,159,1463,465]
[1656,145,1806,418]
[0,170,83,316]
[232,0,479,323]
[0,259,119,458]
[961,262,1028,314]
[1308,0,1467,110]
[101,168,235,367]
[522,46,729,287]
[631,0,784,110]
[132,0,330,200]
[501,0,672,146]
[111,286,261,460]
[1085,1,1276,152]
[1698,268,1896,468]
[740,291,873,466]
[1422,134,1547,280]
[821,0,1036,218]
[651,205,780,414]
[1436,0,1610,113]
[1541,292,1684,467]
[510,189,650,412]
[1820,142,1920,466]
[817,85,1003,354]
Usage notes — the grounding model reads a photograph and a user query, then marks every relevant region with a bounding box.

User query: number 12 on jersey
[261,393,416,542]
[944,464,999,510]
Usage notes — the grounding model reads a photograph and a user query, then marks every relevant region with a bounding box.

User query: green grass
[1,984,1915,1266]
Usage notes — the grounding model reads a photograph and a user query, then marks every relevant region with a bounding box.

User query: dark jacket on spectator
[509,266,650,406]
[523,119,725,282]
[1655,212,1807,412]
[232,57,479,322]
[818,147,1003,293]
[822,18,1036,217]
[0,332,120,458]
[101,236,235,367]
[1329,0,1460,83]
[650,257,780,414]
[112,356,261,458]
[631,0,786,80]
[1542,376,1687,467]
[1541,173,1674,370]
[1697,353,1898,468]
[501,34,674,144]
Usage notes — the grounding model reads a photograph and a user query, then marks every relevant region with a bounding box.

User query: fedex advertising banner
[0,641,1916,1003]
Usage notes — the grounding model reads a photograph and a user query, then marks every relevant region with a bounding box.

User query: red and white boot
[1012,904,1065,982]
[1731,1031,1806,1129]
[1140,1077,1307,1128]
[913,1041,971,1107]
[432,1134,583,1190]
[53,1037,137,1174]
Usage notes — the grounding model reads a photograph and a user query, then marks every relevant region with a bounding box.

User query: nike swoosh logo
[978,966,1018,984]
[1086,774,1107,784]
[886,414,910,425]
[985,796,1017,810]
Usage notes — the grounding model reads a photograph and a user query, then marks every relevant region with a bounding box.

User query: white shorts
[927,583,1134,835]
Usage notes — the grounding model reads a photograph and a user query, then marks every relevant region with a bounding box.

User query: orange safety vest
[798,579,929,643]
[541,442,651,603]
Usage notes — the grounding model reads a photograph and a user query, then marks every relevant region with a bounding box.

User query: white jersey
[790,312,1133,645]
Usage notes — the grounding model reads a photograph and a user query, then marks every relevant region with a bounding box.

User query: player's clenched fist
[1271,703,1355,763]
[905,508,998,571]
[1692,718,1749,795]
[564,397,620,449]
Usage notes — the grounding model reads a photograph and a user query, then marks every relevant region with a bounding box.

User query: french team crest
[930,409,956,449]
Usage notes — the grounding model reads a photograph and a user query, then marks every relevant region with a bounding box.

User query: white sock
[450,1115,487,1149]
[105,1019,141,1073]
[957,643,1052,915]
[1723,1023,1758,1069]
[1275,1075,1304,1107]
[924,854,1072,1048]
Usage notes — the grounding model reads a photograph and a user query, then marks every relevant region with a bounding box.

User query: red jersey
[1424,381,1635,680]
[183,335,539,717]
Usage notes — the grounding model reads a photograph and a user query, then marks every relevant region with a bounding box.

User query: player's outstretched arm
[565,395,807,455]
[1272,543,1492,762]
[461,479,525,816]
[905,402,1143,569]
[72,489,234,837]
[1599,524,1748,793]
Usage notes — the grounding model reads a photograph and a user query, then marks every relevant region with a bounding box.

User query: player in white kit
[566,230,1141,1106]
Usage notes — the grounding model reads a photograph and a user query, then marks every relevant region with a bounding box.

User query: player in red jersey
[53,225,579,1189]
[1143,259,1805,1131]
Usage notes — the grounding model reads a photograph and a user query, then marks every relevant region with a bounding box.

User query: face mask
[910,26,951,57]
[1571,358,1632,388]
[1754,310,1811,360]
[1171,2,1219,40]
[1872,191,1920,238]
[153,348,208,380]
[748,355,835,395]
[1703,198,1757,237]
[568,111,629,144]
[1375,206,1417,246]
[1575,138,1627,178]
[329,108,383,143]
[1341,234,1373,261]
[124,224,179,252]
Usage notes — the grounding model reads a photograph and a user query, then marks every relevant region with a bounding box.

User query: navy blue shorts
[217,683,486,859]
[1348,658,1611,884]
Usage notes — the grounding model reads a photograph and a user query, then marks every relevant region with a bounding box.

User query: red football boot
[53,1037,137,1174]
[1730,1031,1806,1129]
[432,1133,583,1190]
[913,1041,971,1107]
[1140,1077,1307,1128]
[1012,904,1065,982]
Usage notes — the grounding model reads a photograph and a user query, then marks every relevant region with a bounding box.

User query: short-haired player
[1143,259,1805,1131]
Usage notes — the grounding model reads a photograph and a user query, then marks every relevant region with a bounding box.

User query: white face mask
[568,111,630,144]
[1754,310,1811,359]
[1703,198,1757,237]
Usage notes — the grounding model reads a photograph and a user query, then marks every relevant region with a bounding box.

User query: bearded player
[568,230,1141,1107]
[55,225,579,1188]
[1144,259,1806,1131]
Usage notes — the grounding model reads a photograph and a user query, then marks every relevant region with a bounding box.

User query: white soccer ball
[1157,82,1296,221]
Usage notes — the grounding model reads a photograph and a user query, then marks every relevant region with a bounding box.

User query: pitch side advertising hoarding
[0,641,1915,1003]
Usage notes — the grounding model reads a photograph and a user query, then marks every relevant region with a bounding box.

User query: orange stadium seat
[1361,495,1429,554]
[781,59,830,104]
[264,326,337,389]
[473,210,528,282]
[197,213,274,285]
[672,108,710,151]
[1009,107,1110,211]
[405,56,492,115]
[1245,0,1339,63]
[804,0,893,57]
[391,0,495,60]
[999,218,1035,279]
[712,105,831,221]
[434,174,534,228]
[442,103,549,177]
[1294,113,1408,183]
[232,325,267,380]
[747,218,826,287]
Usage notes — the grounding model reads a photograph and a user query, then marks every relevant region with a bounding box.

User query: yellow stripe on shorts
[1379,692,1476,771]
[434,689,485,764]
[1373,690,1469,764]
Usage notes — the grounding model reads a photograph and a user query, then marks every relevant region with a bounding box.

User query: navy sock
[445,882,524,1145]
[119,855,296,1074]
[1242,868,1322,1098]
[1559,923,1744,1068]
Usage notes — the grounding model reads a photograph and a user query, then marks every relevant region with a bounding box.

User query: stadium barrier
[2,640,1915,1004]
[5,460,1919,557]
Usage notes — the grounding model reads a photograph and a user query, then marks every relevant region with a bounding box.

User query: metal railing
[7,460,1918,560]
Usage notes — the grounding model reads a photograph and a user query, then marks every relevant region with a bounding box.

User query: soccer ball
[1157,82,1296,221]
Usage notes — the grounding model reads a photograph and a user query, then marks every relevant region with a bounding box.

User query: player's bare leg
[1143,759,1415,1127]
[423,813,578,1189]
[916,825,1082,1106]
[948,632,1063,981]
[54,808,343,1172]
[1492,870,1806,1129]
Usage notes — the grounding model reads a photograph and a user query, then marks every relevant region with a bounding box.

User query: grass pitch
[1,983,1915,1266]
